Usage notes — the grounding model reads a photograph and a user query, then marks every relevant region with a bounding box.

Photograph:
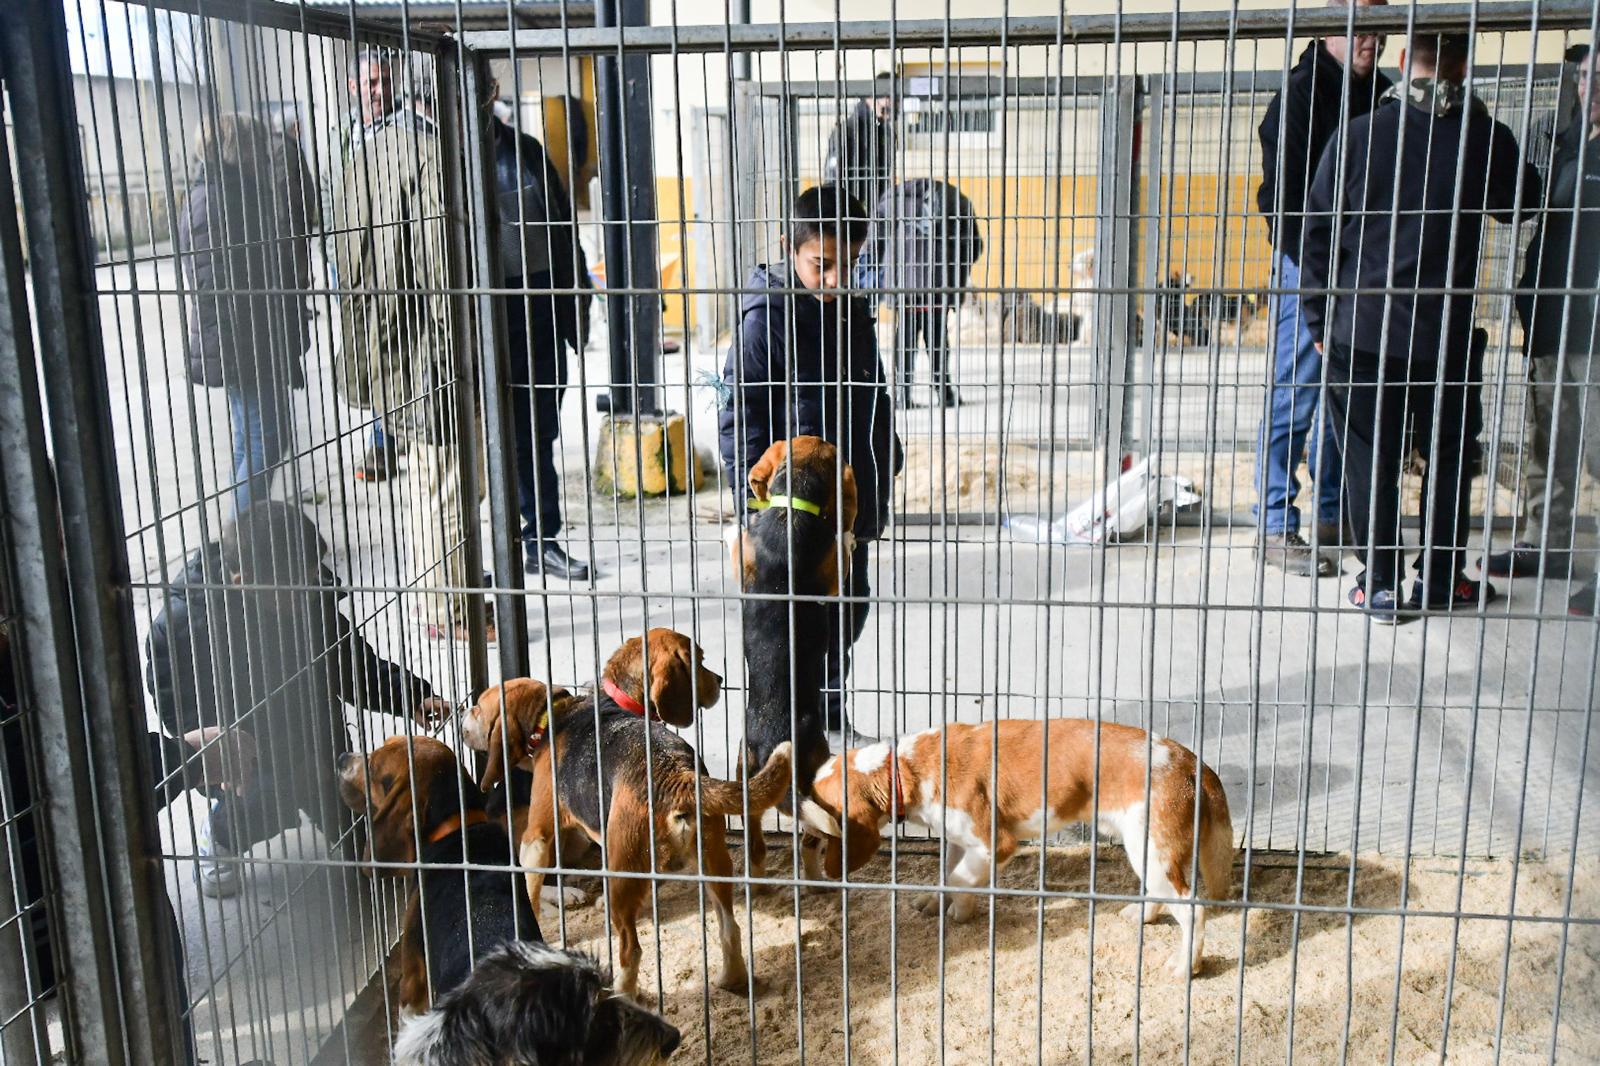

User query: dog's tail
[693,741,793,817]
[1197,763,1235,901]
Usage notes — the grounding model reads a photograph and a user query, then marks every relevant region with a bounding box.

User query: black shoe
[1409,574,1501,612]
[938,385,960,408]
[354,439,401,482]
[525,541,592,582]
[1481,542,1572,580]
[1570,576,1598,618]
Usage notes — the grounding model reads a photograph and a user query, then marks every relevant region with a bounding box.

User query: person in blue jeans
[177,113,315,517]
[1255,253,1345,576]
[1253,5,1392,576]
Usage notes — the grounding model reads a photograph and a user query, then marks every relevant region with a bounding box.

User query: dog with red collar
[467,630,793,997]
[805,720,1234,977]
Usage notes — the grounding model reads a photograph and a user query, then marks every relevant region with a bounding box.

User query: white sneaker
[194,801,242,899]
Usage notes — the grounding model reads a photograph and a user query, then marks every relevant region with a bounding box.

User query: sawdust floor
[544,843,1598,1064]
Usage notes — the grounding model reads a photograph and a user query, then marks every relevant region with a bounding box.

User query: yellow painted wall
[655,170,1276,335]
[656,176,696,331]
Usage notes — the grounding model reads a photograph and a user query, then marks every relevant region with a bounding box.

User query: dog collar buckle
[525,709,549,754]
[748,494,824,517]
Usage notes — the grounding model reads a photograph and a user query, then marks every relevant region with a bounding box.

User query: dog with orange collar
[335,735,541,1015]
[805,720,1234,977]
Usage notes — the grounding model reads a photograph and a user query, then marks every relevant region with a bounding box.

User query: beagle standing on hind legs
[806,719,1235,977]
[727,437,858,883]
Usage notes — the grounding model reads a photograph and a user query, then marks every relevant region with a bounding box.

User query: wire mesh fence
[1,1,1598,1063]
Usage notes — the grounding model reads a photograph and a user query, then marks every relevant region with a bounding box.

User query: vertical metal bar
[595,0,661,415]
[1095,74,1141,484]
[1139,73,1165,458]
[463,50,532,675]
[0,102,58,1066]
[435,39,491,696]
[1,5,187,1063]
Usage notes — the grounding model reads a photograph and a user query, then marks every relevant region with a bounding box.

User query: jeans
[225,385,291,516]
[1254,253,1343,535]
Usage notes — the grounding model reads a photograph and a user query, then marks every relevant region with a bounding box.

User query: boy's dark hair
[1409,32,1471,73]
[789,184,870,248]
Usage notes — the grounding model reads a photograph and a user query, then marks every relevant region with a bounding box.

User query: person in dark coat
[824,73,897,215]
[720,184,904,735]
[145,502,447,895]
[868,178,985,408]
[1301,32,1533,622]
[490,104,594,582]
[1252,0,1394,578]
[1486,44,1600,616]
[176,114,315,516]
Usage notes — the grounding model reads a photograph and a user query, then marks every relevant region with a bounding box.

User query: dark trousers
[506,294,567,544]
[823,542,872,730]
[894,302,951,387]
[1324,343,1472,601]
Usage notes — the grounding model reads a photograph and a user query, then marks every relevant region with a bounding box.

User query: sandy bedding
[541,841,1598,1064]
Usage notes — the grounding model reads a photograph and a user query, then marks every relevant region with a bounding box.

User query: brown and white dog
[462,631,792,997]
[804,720,1234,976]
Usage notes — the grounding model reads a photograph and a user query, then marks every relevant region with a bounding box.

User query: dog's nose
[659,1023,681,1057]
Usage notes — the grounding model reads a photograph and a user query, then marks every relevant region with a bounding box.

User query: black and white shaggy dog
[392,942,681,1066]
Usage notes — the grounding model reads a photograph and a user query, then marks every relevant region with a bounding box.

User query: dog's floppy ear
[367,771,420,868]
[747,440,790,501]
[824,811,883,879]
[479,702,525,793]
[645,632,698,728]
[423,758,475,828]
[838,461,859,539]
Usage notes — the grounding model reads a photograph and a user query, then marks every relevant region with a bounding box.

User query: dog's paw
[714,964,755,995]
[542,884,588,908]
[912,892,943,916]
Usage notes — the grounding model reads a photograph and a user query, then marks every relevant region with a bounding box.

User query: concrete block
[593,412,705,497]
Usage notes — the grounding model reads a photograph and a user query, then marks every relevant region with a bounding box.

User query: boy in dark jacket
[1253,2,1392,577]
[1301,32,1533,622]
[719,185,903,735]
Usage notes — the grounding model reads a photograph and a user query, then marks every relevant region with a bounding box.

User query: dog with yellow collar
[728,437,859,887]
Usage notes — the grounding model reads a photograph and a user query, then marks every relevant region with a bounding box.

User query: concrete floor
[92,255,1598,1065]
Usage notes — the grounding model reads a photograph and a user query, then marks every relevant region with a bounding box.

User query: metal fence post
[462,49,533,676]
[1,6,186,1063]
[1139,74,1166,459]
[1094,74,1142,484]
[596,0,662,416]
[437,42,494,694]
[0,108,59,1066]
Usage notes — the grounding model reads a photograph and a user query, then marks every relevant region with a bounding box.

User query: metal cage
[1,1,1597,1063]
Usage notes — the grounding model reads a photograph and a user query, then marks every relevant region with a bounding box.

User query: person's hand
[414,695,453,728]
[1314,342,1325,355]
[182,727,257,796]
